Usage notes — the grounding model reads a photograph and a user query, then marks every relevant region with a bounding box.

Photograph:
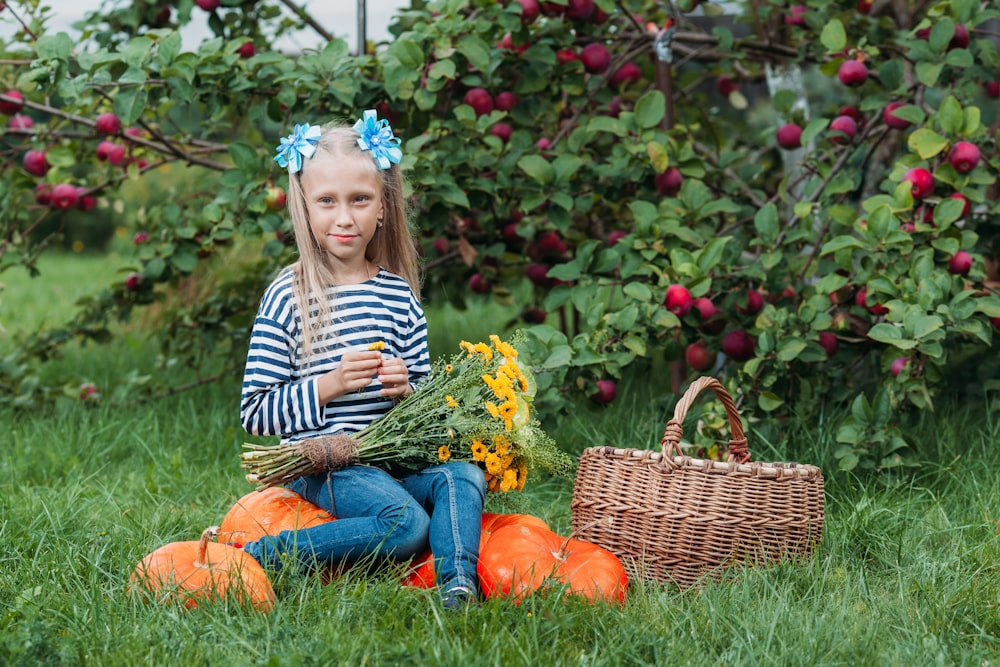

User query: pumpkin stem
[195,526,220,568]
[557,517,613,557]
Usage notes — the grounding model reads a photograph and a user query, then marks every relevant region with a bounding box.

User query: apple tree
[2,0,999,473]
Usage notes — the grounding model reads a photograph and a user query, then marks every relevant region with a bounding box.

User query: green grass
[2,257,1000,666]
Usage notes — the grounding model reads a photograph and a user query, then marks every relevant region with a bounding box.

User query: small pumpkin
[130,526,275,611]
[477,523,628,604]
[218,487,335,545]
[403,512,551,588]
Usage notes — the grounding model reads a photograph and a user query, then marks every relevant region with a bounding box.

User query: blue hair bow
[353,109,402,170]
[274,123,322,174]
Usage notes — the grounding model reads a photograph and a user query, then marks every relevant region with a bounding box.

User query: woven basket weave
[570,376,824,588]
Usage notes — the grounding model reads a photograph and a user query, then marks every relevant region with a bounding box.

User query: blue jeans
[243,462,485,592]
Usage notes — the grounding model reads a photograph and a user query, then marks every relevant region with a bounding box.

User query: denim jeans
[243,462,485,592]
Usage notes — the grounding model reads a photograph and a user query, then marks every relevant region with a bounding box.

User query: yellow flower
[493,435,510,456]
[446,395,457,408]
[445,364,453,373]
[487,475,501,493]
[438,445,452,461]
[474,342,494,361]
[485,452,503,476]
[516,462,528,491]
[500,468,518,492]
[485,401,500,418]
[471,438,488,461]
[499,401,517,418]
[460,340,475,356]
[367,341,385,351]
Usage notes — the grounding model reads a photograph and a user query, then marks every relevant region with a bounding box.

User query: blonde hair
[284,120,420,361]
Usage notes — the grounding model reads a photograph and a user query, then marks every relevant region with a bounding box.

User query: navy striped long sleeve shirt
[240,266,430,442]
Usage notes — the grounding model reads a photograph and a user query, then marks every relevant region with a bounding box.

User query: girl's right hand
[318,350,382,402]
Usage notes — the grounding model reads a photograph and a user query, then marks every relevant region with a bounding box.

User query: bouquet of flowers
[240,333,574,493]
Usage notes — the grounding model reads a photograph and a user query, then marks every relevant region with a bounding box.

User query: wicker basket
[570,376,824,588]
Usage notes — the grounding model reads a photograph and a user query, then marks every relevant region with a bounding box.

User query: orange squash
[218,487,335,545]
[403,512,551,588]
[130,526,275,611]
[477,523,628,604]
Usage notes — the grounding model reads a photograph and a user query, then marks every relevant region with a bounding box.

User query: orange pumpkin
[403,512,551,588]
[218,487,335,545]
[477,523,628,604]
[130,526,275,611]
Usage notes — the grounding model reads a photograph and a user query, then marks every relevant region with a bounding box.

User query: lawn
[1,254,998,666]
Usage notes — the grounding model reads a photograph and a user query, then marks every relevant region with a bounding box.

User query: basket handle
[659,376,750,463]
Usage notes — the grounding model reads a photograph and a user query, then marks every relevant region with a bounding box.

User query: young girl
[239,112,485,609]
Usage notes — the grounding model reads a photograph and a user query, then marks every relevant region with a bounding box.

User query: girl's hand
[318,350,382,402]
[377,356,411,398]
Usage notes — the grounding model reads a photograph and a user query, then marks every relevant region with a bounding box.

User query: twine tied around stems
[241,434,360,488]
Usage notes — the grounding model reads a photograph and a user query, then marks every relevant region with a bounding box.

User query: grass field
[1,255,999,666]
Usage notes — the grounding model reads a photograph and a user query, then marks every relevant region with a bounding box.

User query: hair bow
[274,123,322,174]
[353,109,402,170]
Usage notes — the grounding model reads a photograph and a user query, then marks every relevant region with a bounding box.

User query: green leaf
[937,95,963,135]
[821,235,862,255]
[228,141,260,175]
[122,36,154,68]
[390,39,424,69]
[111,87,148,126]
[867,323,917,349]
[623,282,652,301]
[908,128,949,160]
[753,203,779,244]
[908,314,943,339]
[646,142,668,172]
[517,155,554,185]
[820,19,846,53]
[776,338,807,362]
[634,90,665,129]
[35,32,73,61]
[916,62,943,87]
[543,345,573,369]
[456,34,491,72]
[758,392,784,412]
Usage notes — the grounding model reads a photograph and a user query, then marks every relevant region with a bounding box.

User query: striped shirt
[240,266,430,442]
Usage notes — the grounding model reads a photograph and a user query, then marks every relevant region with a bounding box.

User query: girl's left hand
[377,357,411,398]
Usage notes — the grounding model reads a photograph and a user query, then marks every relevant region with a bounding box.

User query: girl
[239,113,485,610]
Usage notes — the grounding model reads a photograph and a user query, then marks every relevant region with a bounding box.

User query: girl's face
[300,150,385,271]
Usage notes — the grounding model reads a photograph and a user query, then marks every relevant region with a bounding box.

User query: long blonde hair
[284,120,420,361]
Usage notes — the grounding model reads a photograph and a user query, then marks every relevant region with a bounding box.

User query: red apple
[607,230,627,245]
[237,41,256,58]
[7,114,32,130]
[494,91,519,111]
[0,89,23,115]
[125,273,142,291]
[838,105,865,126]
[985,81,1000,99]
[610,62,642,87]
[721,330,756,362]
[432,238,451,256]
[947,250,973,276]
[34,184,52,206]
[515,0,540,23]
[903,167,934,199]
[94,112,121,135]
[857,0,873,14]
[855,287,889,315]
[735,289,764,316]
[490,122,513,142]
[785,5,807,26]
[949,192,970,217]
[829,115,858,144]
[23,149,50,177]
[463,87,494,116]
[523,307,547,324]
[468,273,491,294]
[991,316,1000,331]
[663,284,693,316]
[685,341,717,371]
[79,382,99,401]
[580,43,611,74]
[776,123,803,150]
[264,185,286,211]
[715,76,738,96]
[564,0,594,20]
[534,230,567,256]
[947,141,980,174]
[556,49,579,65]
[818,331,838,356]
[50,183,79,210]
[96,140,126,165]
[890,357,909,377]
[654,167,683,196]
[75,187,97,211]
[535,137,552,151]
[525,263,554,287]
[134,231,150,245]
[195,0,221,10]
[883,101,912,129]
[837,60,868,87]
[590,379,617,404]
[949,24,969,50]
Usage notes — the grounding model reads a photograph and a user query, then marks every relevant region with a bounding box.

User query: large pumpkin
[130,526,275,611]
[477,523,628,604]
[403,512,551,588]
[218,487,335,545]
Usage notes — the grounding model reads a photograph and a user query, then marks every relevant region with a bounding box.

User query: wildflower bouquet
[240,333,574,493]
